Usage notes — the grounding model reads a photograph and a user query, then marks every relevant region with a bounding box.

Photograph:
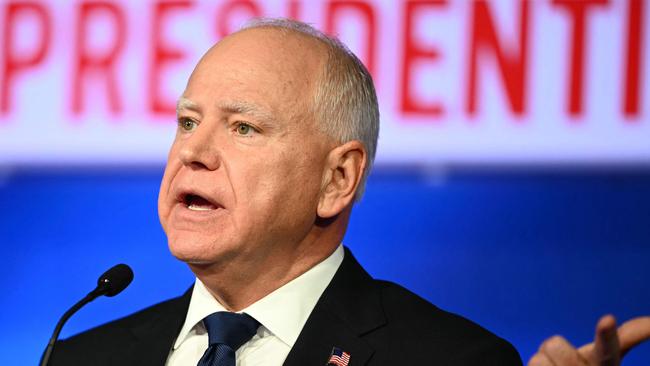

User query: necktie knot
[203,312,260,351]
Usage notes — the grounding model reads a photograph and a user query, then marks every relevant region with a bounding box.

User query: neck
[189,214,348,311]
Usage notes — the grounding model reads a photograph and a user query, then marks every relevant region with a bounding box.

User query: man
[50,18,522,365]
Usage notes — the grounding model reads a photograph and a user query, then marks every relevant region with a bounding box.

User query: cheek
[158,147,182,225]
[254,151,322,208]
[286,146,326,188]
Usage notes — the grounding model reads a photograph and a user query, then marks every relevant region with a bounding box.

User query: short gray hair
[241,18,380,200]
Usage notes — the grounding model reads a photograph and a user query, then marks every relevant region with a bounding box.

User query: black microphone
[39,264,134,366]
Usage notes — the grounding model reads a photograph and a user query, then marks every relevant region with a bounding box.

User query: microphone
[39,264,134,366]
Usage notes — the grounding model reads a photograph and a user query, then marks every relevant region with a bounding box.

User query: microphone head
[97,264,134,297]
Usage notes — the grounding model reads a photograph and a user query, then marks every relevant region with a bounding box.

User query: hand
[528,315,650,366]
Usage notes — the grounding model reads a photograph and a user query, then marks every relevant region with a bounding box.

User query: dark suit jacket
[50,248,522,365]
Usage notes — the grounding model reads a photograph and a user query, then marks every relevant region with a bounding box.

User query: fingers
[528,352,555,366]
[577,315,620,365]
[529,335,587,366]
[617,316,650,357]
[532,314,650,366]
[593,315,620,366]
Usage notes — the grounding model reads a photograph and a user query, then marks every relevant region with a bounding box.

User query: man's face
[158,29,333,266]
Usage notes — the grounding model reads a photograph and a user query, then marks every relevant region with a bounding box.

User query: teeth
[188,204,214,211]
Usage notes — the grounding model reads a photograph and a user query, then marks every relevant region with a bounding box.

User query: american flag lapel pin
[326,346,351,366]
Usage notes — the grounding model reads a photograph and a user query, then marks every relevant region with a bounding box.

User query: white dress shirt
[166,245,344,366]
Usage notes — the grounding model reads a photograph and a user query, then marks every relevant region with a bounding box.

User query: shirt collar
[173,244,344,350]
[172,276,227,350]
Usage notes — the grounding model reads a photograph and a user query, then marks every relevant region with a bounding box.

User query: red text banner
[0,0,648,166]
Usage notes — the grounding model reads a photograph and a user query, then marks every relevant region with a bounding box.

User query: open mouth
[182,193,220,211]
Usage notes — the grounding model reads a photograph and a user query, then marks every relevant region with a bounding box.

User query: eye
[235,122,255,136]
[178,118,197,132]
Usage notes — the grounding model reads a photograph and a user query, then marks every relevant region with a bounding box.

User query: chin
[167,235,234,265]
[170,250,211,264]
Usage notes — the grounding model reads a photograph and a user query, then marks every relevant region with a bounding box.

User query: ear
[317,140,367,218]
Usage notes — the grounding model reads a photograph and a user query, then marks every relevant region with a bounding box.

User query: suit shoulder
[63,294,183,342]
[50,293,189,366]
[374,279,490,338]
[373,279,522,365]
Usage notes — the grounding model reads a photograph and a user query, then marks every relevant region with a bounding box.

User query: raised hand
[528,315,650,366]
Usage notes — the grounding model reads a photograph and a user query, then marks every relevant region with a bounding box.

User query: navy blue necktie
[197,312,260,366]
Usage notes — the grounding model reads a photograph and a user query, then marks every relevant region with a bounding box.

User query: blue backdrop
[0,167,648,365]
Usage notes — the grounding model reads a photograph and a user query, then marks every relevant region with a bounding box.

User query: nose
[177,123,221,171]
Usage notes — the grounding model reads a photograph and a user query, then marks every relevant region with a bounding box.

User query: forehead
[182,28,326,119]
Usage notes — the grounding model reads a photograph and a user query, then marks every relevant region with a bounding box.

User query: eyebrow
[217,100,277,125]
[176,97,199,114]
[177,98,277,125]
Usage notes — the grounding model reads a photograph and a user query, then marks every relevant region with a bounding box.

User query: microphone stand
[39,264,133,366]
[39,288,105,366]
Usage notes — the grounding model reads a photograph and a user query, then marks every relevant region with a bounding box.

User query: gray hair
[241,18,380,200]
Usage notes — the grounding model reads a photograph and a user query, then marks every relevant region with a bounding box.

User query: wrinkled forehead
[205,28,325,87]
[184,28,327,120]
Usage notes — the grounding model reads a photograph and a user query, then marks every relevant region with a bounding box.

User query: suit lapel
[121,287,193,366]
[284,248,386,366]
[98,249,383,366]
